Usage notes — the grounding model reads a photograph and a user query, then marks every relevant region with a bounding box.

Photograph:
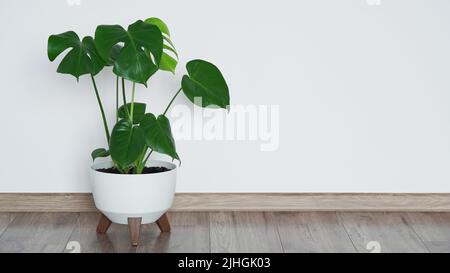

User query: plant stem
[121,77,127,105]
[162,87,182,115]
[134,147,149,174]
[143,149,153,166]
[130,82,136,123]
[90,74,110,144]
[115,75,119,123]
[121,77,130,119]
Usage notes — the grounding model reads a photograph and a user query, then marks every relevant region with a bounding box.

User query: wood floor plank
[66,212,133,253]
[137,212,210,253]
[0,213,15,237]
[338,212,428,253]
[210,212,283,253]
[68,213,160,253]
[2,212,448,253]
[406,212,450,253]
[0,212,78,253]
[271,212,356,253]
[68,212,210,253]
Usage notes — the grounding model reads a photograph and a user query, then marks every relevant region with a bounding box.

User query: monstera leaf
[159,53,177,74]
[107,44,123,66]
[145,17,170,36]
[181,59,230,109]
[140,113,179,161]
[47,32,106,80]
[91,148,110,161]
[95,20,163,85]
[145,17,178,74]
[109,119,146,168]
[118,102,146,124]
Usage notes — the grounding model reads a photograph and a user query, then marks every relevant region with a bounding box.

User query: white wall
[0,0,450,192]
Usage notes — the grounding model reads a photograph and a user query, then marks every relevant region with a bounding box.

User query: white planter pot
[91,160,177,225]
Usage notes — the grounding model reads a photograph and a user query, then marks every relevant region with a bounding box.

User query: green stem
[162,87,182,115]
[115,75,119,123]
[90,74,110,144]
[130,82,136,123]
[143,149,153,167]
[121,77,127,105]
[134,147,149,174]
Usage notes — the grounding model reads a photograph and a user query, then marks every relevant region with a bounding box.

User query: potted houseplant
[47,18,230,246]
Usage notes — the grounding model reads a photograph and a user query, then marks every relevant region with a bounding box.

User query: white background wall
[0,0,449,192]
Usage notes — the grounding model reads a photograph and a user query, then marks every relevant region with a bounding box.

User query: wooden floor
[0,212,450,253]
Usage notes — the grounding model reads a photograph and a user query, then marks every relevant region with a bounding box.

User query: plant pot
[91,160,177,225]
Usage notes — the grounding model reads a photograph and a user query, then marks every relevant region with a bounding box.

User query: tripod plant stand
[96,213,171,246]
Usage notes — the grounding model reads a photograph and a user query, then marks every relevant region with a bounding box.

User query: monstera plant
[48,18,230,174]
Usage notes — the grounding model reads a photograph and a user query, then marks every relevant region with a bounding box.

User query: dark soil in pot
[96,166,170,174]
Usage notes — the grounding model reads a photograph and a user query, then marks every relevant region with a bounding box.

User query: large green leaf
[110,119,146,168]
[140,114,179,160]
[95,20,163,85]
[144,17,178,73]
[91,148,110,161]
[163,44,178,58]
[181,59,230,109]
[47,32,105,80]
[107,44,123,66]
[144,17,170,36]
[118,102,146,124]
[159,53,177,74]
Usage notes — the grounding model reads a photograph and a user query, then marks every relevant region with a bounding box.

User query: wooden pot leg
[156,213,171,232]
[128,217,142,246]
[96,214,112,234]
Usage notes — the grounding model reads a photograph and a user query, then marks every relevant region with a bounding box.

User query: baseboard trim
[1,193,450,212]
